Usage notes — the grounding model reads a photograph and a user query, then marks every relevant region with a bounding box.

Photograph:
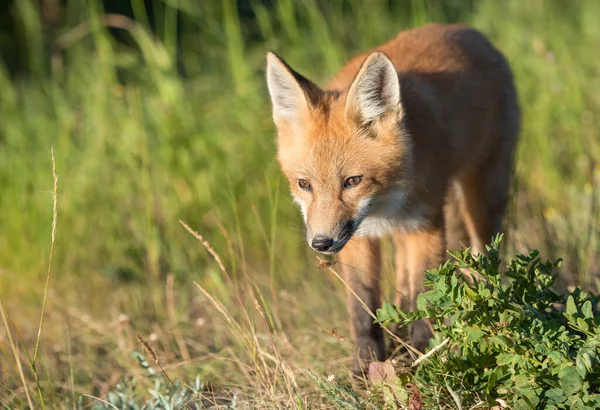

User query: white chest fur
[355,190,429,237]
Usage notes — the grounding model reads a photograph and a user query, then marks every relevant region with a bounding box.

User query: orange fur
[266,23,519,371]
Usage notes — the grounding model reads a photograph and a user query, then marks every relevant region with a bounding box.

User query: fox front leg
[393,214,446,353]
[338,236,385,373]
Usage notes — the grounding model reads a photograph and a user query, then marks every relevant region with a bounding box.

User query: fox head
[266,52,413,254]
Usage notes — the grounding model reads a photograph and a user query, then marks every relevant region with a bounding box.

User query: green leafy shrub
[376,236,600,409]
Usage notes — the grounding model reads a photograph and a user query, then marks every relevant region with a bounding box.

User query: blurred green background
[0,0,598,406]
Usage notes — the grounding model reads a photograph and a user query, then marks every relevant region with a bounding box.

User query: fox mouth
[309,221,356,254]
[316,243,346,255]
[309,237,350,255]
[312,242,346,255]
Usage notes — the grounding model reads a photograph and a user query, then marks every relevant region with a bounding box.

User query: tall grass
[0,0,598,407]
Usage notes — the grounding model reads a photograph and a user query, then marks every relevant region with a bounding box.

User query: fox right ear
[266,53,316,127]
[345,52,401,124]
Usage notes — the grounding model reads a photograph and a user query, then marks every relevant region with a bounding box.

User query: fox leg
[339,236,384,372]
[393,233,410,313]
[444,181,470,252]
[391,233,411,346]
[392,213,446,353]
[389,233,413,349]
[459,93,518,256]
[458,152,512,257]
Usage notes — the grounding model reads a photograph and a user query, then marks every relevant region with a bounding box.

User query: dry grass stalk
[134,332,193,410]
[135,332,158,363]
[0,299,34,408]
[81,393,119,410]
[446,384,463,410]
[253,298,298,399]
[179,220,229,279]
[33,147,58,365]
[249,202,285,331]
[180,220,255,330]
[193,281,237,328]
[411,337,449,367]
[166,273,191,361]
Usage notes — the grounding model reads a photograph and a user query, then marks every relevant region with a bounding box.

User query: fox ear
[266,52,319,127]
[346,52,401,124]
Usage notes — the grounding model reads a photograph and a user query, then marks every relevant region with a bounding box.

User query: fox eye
[344,176,362,188]
[298,179,312,191]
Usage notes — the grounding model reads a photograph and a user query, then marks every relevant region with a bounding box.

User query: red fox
[266,23,519,371]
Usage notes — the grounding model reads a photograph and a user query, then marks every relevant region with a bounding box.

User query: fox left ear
[346,52,401,124]
[266,52,320,128]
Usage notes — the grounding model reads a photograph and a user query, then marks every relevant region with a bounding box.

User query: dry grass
[181,218,309,407]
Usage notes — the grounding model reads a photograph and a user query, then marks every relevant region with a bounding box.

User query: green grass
[0,0,598,408]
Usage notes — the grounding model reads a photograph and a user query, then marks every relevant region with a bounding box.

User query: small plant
[376,235,600,409]
[90,351,205,410]
[308,370,382,410]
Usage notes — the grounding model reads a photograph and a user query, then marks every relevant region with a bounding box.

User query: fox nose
[311,236,334,252]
